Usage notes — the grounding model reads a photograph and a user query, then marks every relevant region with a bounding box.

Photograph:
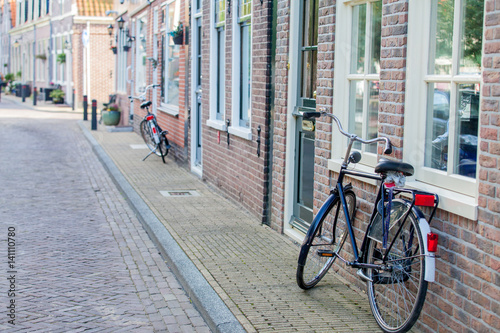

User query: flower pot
[173,33,183,45]
[111,48,117,54]
[102,110,121,126]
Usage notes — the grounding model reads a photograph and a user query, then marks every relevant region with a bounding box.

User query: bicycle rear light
[427,232,438,252]
[415,194,435,207]
[146,115,154,121]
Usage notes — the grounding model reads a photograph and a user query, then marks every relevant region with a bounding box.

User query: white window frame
[230,0,252,140]
[135,14,148,94]
[116,23,128,93]
[331,0,381,171]
[404,0,481,219]
[208,0,227,131]
[159,0,180,116]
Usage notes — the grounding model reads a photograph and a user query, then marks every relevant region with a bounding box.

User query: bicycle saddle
[140,101,152,109]
[375,159,414,176]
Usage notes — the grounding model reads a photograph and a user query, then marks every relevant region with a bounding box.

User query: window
[209,0,226,125]
[299,0,318,109]
[333,0,382,166]
[135,15,148,93]
[405,0,483,196]
[230,0,252,138]
[117,25,127,92]
[161,0,180,110]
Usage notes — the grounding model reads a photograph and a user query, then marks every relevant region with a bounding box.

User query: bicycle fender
[418,217,435,283]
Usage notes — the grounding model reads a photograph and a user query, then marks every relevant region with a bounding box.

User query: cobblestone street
[0,101,210,332]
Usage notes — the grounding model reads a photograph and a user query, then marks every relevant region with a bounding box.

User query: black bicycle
[296,110,440,333]
[129,84,170,163]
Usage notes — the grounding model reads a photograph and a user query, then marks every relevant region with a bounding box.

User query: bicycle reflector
[427,232,438,252]
[415,194,435,207]
[146,115,154,121]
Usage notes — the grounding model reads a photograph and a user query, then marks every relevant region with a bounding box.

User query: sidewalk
[77,119,397,333]
[2,93,82,113]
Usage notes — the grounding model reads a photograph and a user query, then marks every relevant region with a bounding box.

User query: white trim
[283,0,301,234]
[158,104,179,117]
[209,0,225,125]
[228,126,252,140]
[206,119,227,131]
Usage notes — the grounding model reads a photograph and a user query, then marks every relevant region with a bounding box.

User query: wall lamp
[107,24,114,37]
[117,17,125,30]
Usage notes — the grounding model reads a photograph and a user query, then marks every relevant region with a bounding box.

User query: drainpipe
[262,0,276,226]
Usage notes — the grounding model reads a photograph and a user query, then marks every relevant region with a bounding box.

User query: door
[191,1,203,169]
[291,0,319,233]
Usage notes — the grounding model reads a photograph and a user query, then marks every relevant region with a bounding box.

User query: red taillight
[427,233,438,252]
[415,194,435,207]
[152,127,157,134]
[146,115,154,121]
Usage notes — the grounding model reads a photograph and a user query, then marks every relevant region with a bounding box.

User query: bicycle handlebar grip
[303,111,322,119]
[384,140,393,155]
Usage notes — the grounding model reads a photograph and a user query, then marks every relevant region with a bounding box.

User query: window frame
[331,0,382,168]
[405,0,481,198]
[229,0,252,140]
[135,14,148,94]
[208,0,227,131]
[159,0,180,116]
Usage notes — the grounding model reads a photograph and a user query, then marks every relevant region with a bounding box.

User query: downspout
[262,0,276,226]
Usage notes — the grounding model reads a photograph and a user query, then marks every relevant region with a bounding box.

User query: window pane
[239,0,252,20]
[216,28,225,120]
[459,0,483,75]
[351,4,366,74]
[455,83,479,177]
[215,0,225,26]
[240,23,251,127]
[369,1,382,74]
[425,83,451,171]
[302,0,318,48]
[301,49,317,101]
[430,0,454,75]
[349,80,364,150]
[367,81,379,153]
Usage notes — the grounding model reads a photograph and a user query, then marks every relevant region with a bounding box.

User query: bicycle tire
[296,190,356,289]
[365,199,428,333]
[140,119,156,153]
[159,134,169,163]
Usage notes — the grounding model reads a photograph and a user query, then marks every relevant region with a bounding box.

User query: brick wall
[270,0,290,233]
[309,1,500,332]
[201,0,273,222]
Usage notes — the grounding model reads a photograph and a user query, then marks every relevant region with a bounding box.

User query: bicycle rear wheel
[365,199,427,333]
[296,190,356,289]
[140,119,156,152]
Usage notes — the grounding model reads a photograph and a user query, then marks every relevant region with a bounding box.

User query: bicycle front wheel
[296,190,356,289]
[159,135,169,162]
[140,120,156,152]
[365,199,427,333]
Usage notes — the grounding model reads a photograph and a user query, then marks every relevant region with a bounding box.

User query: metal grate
[160,190,200,197]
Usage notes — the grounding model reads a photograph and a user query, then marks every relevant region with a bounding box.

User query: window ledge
[328,159,477,220]
[404,180,477,220]
[158,104,179,117]
[206,119,227,131]
[228,126,252,141]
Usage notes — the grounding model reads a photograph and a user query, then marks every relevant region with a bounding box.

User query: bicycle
[129,84,170,163]
[296,110,440,333]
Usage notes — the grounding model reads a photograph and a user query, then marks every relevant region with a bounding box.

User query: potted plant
[56,53,66,64]
[35,54,47,61]
[110,46,117,54]
[170,22,184,45]
[49,89,65,104]
[101,103,121,126]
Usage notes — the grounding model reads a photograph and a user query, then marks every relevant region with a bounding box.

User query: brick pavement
[0,101,210,332]
[80,121,417,332]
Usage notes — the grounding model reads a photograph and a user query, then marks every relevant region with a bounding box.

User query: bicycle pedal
[317,250,334,257]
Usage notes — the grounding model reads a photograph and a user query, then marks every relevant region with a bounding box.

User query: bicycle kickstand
[142,149,156,161]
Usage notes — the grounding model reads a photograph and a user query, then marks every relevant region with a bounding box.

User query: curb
[2,95,82,113]
[78,121,246,333]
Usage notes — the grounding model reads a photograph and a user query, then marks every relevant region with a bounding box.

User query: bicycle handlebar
[128,84,161,102]
[303,109,393,155]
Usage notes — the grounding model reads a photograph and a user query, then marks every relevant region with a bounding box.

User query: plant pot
[53,98,64,104]
[111,48,117,54]
[173,33,183,45]
[102,110,121,126]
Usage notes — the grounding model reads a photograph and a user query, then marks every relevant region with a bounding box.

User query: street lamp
[107,24,114,37]
[117,17,125,30]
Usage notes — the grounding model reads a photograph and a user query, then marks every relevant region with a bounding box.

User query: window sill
[228,126,252,141]
[328,158,478,220]
[206,119,227,131]
[158,104,179,117]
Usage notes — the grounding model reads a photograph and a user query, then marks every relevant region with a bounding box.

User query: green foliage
[107,103,120,111]
[56,53,66,64]
[4,73,14,82]
[49,89,65,102]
